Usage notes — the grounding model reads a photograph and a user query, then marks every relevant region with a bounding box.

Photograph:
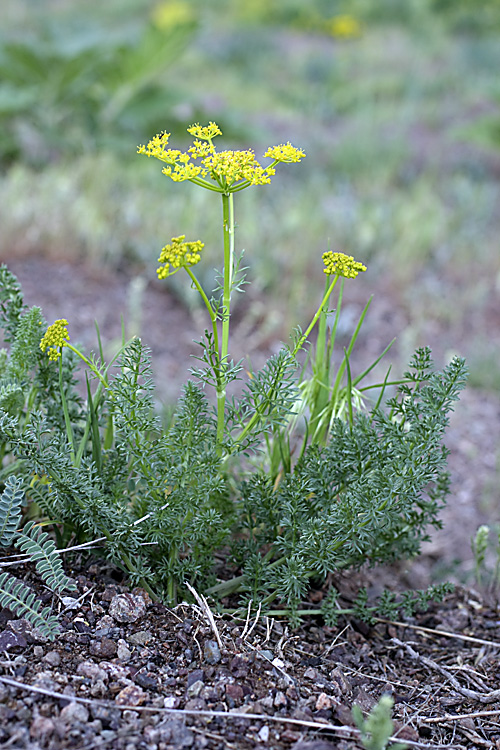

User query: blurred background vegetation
[1,0,500,389]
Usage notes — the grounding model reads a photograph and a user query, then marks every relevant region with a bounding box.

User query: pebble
[186,679,204,698]
[258,725,270,743]
[89,637,117,658]
[109,594,147,623]
[203,639,221,664]
[274,690,287,708]
[128,630,153,646]
[117,639,132,661]
[30,715,55,738]
[0,630,27,650]
[315,692,336,711]
[115,684,146,706]
[42,650,61,667]
[76,661,107,681]
[59,702,89,723]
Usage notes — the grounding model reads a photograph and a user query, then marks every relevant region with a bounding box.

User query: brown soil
[1,256,500,749]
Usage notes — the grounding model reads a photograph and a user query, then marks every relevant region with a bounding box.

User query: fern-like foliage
[0,475,24,546]
[0,572,61,639]
[7,306,44,380]
[0,265,26,343]
[15,521,76,594]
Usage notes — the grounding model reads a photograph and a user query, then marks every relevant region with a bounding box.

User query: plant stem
[215,192,235,448]
[293,274,339,356]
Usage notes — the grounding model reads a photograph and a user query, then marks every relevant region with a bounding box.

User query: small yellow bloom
[327,14,362,39]
[137,131,171,159]
[187,122,222,140]
[40,319,70,361]
[264,143,306,163]
[163,162,202,182]
[151,1,194,31]
[157,236,204,278]
[322,251,367,279]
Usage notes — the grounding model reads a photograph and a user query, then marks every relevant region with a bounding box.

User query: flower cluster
[264,143,306,163]
[322,251,367,279]
[138,123,305,192]
[40,319,70,361]
[326,14,362,39]
[157,236,204,279]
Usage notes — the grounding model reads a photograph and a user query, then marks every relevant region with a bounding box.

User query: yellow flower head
[137,131,171,159]
[327,14,362,39]
[264,143,306,163]
[157,236,204,278]
[40,319,70,361]
[187,122,222,140]
[203,150,274,188]
[138,122,303,192]
[151,1,194,31]
[322,251,367,279]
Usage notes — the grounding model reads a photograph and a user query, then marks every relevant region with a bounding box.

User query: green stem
[65,344,108,389]
[293,274,339,356]
[215,191,235,449]
[58,357,76,464]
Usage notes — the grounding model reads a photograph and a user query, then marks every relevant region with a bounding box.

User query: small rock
[115,684,146,706]
[59,702,89,723]
[187,669,204,687]
[0,630,27,650]
[76,661,107,681]
[164,695,180,709]
[30,715,55,738]
[303,666,320,680]
[128,630,153,646]
[258,725,270,743]
[135,671,158,691]
[315,693,336,711]
[89,637,117,658]
[258,649,274,661]
[95,615,115,630]
[184,697,207,712]
[33,646,44,658]
[186,679,204,698]
[225,684,243,702]
[42,650,61,667]
[203,639,221,664]
[109,594,146,623]
[274,690,288,708]
[230,654,250,677]
[116,639,132,661]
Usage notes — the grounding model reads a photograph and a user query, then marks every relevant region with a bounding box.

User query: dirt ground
[1,255,500,749]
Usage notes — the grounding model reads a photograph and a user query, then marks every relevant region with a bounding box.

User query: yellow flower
[40,319,70,361]
[151,1,195,31]
[187,122,222,140]
[327,15,362,39]
[162,162,202,181]
[203,150,274,188]
[322,251,367,279]
[157,236,204,278]
[264,143,306,163]
[138,122,303,191]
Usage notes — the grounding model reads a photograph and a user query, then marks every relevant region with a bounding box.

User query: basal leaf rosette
[138,122,305,193]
